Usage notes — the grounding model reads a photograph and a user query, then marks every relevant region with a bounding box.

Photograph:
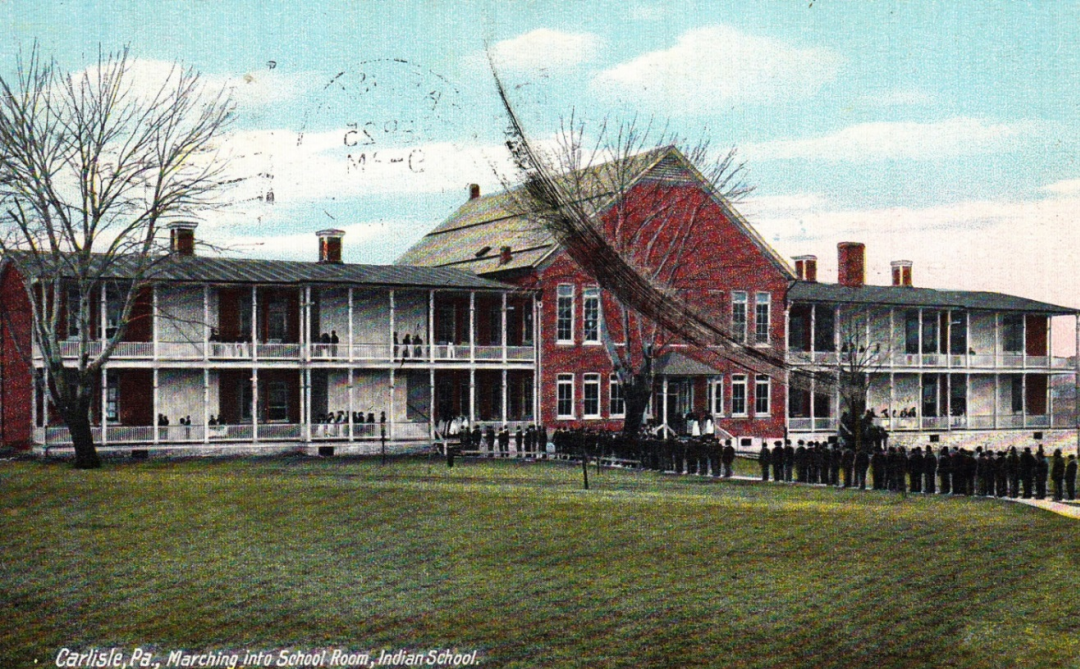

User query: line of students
[758,440,1079,501]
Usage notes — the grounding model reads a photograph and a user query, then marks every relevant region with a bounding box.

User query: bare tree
[0,46,233,468]
[835,306,889,452]
[493,86,791,437]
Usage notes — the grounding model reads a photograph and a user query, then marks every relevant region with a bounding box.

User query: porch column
[809,304,816,357]
[202,284,210,361]
[251,287,258,362]
[918,308,923,368]
[429,289,436,363]
[469,368,476,425]
[153,368,160,445]
[469,291,476,362]
[917,373,923,430]
[348,367,354,443]
[152,284,159,360]
[304,286,311,361]
[945,374,952,432]
[303,367,311,443]
[347,287,354,363]
[995,313,1001,367]
[501,369,508,425]
[388,368,395,440]
[251,369,258,443]
[429,367,436,440]
[1074,312,1079,457]
[662,376,669,428]
[1022,373,1027,428]
[100,283,107,347]
[809,373,816,432]
[202,368,210,445]
[100,368,108,446]
[501,292,508,363]
[388,290,395,362]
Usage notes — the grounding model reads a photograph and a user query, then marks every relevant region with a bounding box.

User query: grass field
[2,454,1080,669]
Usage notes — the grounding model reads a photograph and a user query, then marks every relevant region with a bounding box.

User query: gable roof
[789,280,1078,315]
[1,252,514,291]
[395,146,794,278]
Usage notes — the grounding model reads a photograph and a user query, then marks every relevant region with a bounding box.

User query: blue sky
[4,1,1080,346]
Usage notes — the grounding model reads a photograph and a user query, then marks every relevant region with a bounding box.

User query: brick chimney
[499,246,512,265]
[168,221,198,257]
[793,255,817,282]
[837,242,865,287]
[891,260,913,287]
[469,183,481,200]
[317,229,345,264]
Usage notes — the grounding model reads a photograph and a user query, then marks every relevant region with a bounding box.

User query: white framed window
[583,287,600,344]
[710,377,724,417]
[556,373,575,419]
[755,292,771,344]
[755,375,771,416]
[732,291,747,344]
[731,375,747,416]
[583,373,601,418]
[609,375,625,417]
[556,285,574,343]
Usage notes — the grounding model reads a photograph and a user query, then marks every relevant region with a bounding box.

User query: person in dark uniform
[759,443,771,481]
[514,426,524,455]
[1066,455,1077,501]
[871,447,886,490]
[908,447,924,493]
[772,441,785,482]
[829,443,842,487]
[841,445,855,488]
[938,447,951,495]
[1020,447,1035,499]
[854,447,870,490]
[995,451,1008,498]
[795,441,807,483]
[1051,449,1066,501]
[1007,447,1021,498]
[784,440,795,482]
[485,425,496,456]
[923,446,937,494]
[1035,450,1049,500]
[722,439,735,478]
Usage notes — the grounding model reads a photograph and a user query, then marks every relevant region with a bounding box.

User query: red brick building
[398,146,793,444]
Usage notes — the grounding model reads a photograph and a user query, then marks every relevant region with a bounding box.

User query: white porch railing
[473,346,502,360]
[257,343,301,359]
[259,423,303,440]
[393,422,431,440]
[507,346,534,361]
[208,342,253,359]
[157,342,204,358]
[353,343,392,360]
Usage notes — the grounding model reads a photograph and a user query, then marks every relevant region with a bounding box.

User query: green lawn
[2,454,1079,669]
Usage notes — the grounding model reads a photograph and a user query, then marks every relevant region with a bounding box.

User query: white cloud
[72,58,310,111]
[486,29,603,72]
[745,118,1036,162]
[591,25,841,113]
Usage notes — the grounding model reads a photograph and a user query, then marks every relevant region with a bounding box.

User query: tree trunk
[622,378,652,437]
[64,406,101,469]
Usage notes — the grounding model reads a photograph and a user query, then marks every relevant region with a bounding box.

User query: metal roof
[396,146,794,278]
[654,351,720,376]
[2,252,515,291]
[788,280,1078,315]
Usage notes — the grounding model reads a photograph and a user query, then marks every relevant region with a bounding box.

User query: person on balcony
[402,334,411,359]
[413,334,423,359]
[330,330,339,357]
